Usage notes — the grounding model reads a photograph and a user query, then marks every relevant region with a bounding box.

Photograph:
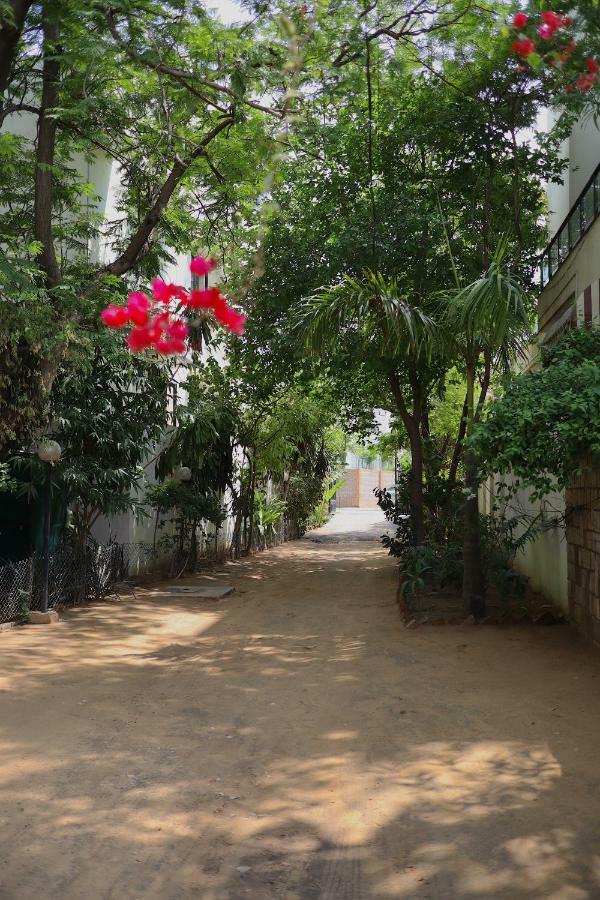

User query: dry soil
[1,530,600,898]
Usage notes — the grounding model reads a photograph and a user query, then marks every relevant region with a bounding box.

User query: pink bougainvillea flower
[101,254,247,354]
[512,37,535,57]
[101,305,129,328]
[126,292,150,326]
[186,287,223,309]
[222,309,247,335]
[538,23,555,40]
[127,324,156,351]
[166,320,189,340]
[190,256,218,276]
[154,337,187,355]
[151,279,189,305]
[513,12,528,29]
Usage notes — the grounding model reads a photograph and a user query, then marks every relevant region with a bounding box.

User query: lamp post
[36,440,62,614]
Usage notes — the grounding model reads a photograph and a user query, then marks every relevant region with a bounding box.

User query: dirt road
[1,524,600,898]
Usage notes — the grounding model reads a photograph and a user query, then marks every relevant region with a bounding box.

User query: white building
[482,110,600,630]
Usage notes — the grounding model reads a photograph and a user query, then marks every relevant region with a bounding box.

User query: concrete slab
[28,610,60,624]
[146,578,234,601]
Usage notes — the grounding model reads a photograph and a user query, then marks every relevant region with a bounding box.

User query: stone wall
[566,465,600,645]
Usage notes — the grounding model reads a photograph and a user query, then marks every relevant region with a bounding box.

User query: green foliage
[145,478,225,569]
[399,546,433,601]
[254,491,286,545]
[307,477,346,529]
[48,331,169,536]
[145,480,224,528]
[156,373,235,495]
[472,327,600,497]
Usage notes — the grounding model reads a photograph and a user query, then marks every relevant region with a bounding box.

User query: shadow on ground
[0,539,599,899]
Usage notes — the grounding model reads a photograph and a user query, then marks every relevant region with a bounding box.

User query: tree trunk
[34,12,61,289]
[388,370,426,545]
[0,0,33,99]
[448,394,469,486]
[461,365,485,618]
[245,450,256,553]
[406,422,426,545]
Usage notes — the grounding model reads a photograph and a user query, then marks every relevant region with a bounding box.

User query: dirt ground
[1,529,600,899]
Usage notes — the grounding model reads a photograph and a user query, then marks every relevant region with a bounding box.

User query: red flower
[126,292,150,326]
[538,24,554,40]
[541,10,563,31]
[152,279,189,305]
[512,37,535,57]
[576,71,597,91]
[187,287,223,309]
[127,324,156,351]
[223,309,247,336]
[190,256,218,276]
[513,12,528,29]
[587,58,598,74]
[167,320,189,340]
[154,337,187,355]
[101,305,129,328]
[566,83,574,93]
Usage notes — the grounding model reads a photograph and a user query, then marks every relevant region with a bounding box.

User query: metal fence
[0,541,159,625]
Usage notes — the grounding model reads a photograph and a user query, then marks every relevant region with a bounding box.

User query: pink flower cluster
[510,10,598,93]
[101,256,246,355]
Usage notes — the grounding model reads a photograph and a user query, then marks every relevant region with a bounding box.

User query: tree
[295,270,437,543]
[445,244,530,616]
[0,0,280,455]
[47,330,170,540]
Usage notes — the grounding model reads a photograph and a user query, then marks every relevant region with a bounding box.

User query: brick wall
[336,468,396,508]
[566,464,600,645]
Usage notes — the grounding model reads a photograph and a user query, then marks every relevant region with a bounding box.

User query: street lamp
[36,440,62,614]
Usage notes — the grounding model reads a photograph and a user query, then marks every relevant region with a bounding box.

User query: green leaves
[472,327,600,496]
[444,240,532,367]
[295,269,438,362]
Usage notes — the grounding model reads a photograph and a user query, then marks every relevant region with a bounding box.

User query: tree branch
[104,9,283,119]
[34,13,61,288]
[0,0,33,99]
[96,115,233,278]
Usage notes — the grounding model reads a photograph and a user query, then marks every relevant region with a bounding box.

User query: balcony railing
[540,159,600,288]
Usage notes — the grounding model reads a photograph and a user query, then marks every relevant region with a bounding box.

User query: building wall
[565,465,600,646]
[538,213,600,338]
[480,475,568,614]
[519,113,600,635]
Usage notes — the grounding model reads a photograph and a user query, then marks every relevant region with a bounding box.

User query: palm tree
[445,242,531,617]
[294,270,438,544]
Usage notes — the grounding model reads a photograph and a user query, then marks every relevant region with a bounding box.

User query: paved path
[1,537,600,898]
[304,507,396,542]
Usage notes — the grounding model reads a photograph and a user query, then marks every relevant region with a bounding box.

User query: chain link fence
[0,541,163,625]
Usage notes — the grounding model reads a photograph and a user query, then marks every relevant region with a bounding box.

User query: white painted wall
[480,475,568,613]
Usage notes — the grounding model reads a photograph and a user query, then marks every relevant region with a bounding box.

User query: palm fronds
[293,269,438,360]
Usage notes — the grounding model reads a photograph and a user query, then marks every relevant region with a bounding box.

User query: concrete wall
[480,475,568,614]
